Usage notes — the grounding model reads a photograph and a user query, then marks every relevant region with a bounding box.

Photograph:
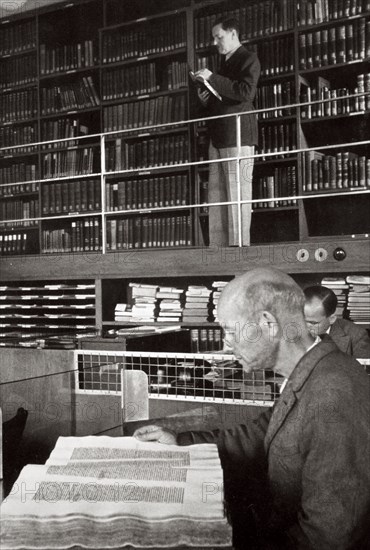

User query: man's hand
[133,425,177,445]
[195,68,212,81]
[197,88,210,106]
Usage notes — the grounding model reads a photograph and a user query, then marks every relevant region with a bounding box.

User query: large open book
[189,71,222,101]
[0,436,232,549]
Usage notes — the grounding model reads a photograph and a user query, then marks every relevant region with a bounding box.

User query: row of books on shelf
[300,73,370,119]
[0,233,28,255]
[302,151,370,192]
[195,53,219,73]
[42,179,101,215]
[256,81,295,118]
[194,1,294,49]
[0,88,38,123]
[259,121,296,156]
[0,181,39,198]
[0,162,38,184]
[0,20,36,56]
[0,123,37,154]
[103,94,187,133]
[0,198,38,224]
[101,16,187,63]
[298,20,370,70]
[41,217,101,253]
[254,165,297,208]
[106,214,192,251]
[106,174,188,211]
[106,134,189,172]
[39,40,97,75]
[41,118,90,148]
[190,328,223,352]
[252,37,294,77]
[102,61,188,100]
[40,76,100,115]
[42,147,97,179]
[0,54,37,90]
[298,0,370,26]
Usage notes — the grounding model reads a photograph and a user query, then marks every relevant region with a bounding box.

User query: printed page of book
[1,436,232,549]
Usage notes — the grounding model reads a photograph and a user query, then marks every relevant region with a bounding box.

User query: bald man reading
[135,268,370,549]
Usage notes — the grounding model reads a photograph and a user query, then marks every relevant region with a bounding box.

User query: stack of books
[346,275,370,325]
[114,303,132,323]
[211,281,229,322]
[156,286,184,323]
[129,283,158,323]
[183,285,212,324]
[321,277,349,317]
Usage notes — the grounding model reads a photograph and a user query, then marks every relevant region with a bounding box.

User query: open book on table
[0,435,232,549]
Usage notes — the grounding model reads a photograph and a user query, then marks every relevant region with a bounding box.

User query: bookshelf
[101,9,198,250]
[0,280,96,347]
[0,0,369,343]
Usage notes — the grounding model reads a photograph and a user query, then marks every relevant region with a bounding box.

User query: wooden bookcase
[0,0,369,344]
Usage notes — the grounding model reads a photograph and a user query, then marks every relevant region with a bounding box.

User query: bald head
[218,268,305,325]
[218,269,310,376]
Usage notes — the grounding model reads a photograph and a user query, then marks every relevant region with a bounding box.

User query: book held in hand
[189,70,222,101]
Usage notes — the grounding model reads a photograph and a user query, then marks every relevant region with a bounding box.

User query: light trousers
[208,143,255,246]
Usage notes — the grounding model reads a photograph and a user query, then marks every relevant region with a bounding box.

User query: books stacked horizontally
[156,286,184,322]
[212,281,229,322]
[346,275,370,325]
[129,282,158,323]
[183,285,212,323]
[321,277,349,317]
[114,303,132,323]
[0,436,232,549]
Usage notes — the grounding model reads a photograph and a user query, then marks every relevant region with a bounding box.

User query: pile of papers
[183,285,212,323]
[346,275,370,325]
[156,286,184,322]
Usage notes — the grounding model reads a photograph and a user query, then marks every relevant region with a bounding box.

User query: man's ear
[328,313,337,326]
[260,310,279,339]
[260,310,277,324]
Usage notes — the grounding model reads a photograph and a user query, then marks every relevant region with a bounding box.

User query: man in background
[135,268,370,549]
[304,285,370,358]
[195,17,260,247]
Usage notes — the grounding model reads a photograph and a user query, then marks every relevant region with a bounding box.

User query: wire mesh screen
[76,350,285,406]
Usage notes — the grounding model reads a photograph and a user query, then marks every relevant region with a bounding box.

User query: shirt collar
[225,45,241,61]
[279,336,321,393]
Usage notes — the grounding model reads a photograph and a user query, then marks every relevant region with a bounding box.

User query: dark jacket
[178,339,370,549]
[207,46,260,148]
[329,318,370,358]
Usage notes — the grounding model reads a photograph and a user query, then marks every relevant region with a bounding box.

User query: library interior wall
[0,0,369,326]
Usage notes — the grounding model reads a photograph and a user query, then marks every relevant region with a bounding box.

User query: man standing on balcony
[195,17,260,246]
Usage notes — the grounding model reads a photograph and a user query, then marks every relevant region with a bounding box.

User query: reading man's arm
[208,51,260,103]
[177,407,271,464]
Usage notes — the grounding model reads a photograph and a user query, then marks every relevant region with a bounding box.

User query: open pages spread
[1,436,232,549]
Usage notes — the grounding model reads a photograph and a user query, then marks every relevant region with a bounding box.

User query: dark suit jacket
[329,318,370,358]
[178,340,370,549]
[207,46,260,148]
